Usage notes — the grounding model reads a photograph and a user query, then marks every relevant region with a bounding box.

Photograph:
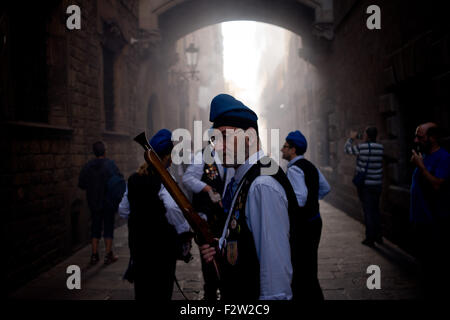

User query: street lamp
[185,42,199,80]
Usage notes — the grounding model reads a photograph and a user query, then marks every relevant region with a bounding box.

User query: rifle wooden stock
[133,132,216,246]
[134,132,221,280]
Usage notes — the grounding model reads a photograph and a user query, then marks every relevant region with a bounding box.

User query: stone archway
[136,0,335,156]
[135,0,338,223]
[139,0,334,50]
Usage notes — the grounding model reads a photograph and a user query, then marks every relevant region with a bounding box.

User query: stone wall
[2,0,142,292]
[171,24,225,142]
[316,0,450,251]
[259,0,450,253]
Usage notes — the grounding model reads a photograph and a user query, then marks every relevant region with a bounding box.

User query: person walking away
[79,141,123,265]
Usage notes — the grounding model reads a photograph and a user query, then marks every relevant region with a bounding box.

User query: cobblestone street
[10,201,419,300]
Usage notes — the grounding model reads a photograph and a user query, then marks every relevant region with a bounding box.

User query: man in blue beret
[281,130,331,300]
[149,128,173,155]
[200,94,297,300]
[125,129,192,300]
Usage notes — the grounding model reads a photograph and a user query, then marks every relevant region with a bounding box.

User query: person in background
[345,127,384,247]
[410,122,450,299]
[126,129,192,300]
[78,141,122,265]
[182,137,234,300]
[281,130,330,300]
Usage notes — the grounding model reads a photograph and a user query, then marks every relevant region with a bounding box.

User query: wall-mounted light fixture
[169,40,200,82]
[184,42,199,80]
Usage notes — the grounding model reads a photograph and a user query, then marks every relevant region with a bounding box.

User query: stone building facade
[261,0,450,253]
[2,0,144,292]
[318,0,450,251]
[2,0,189,292]
[2,0,226,293]
[169,24,225,137]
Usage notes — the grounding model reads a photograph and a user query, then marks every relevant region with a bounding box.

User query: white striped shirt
[344,139,384,186]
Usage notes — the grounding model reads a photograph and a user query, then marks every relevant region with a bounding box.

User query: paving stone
[323,289,348,300]
[10,201,419,300]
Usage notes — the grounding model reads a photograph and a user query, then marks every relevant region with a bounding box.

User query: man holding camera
[410,122,450,299]
[344,127,384,247]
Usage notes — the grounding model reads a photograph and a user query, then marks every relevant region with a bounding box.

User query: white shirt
[158,184,190,234]
[219,150,293,300]
[182,149,234,198]
[118,178,190,235]
[182,149,235,221]
[118,184,130,219]
[286,155,331,208]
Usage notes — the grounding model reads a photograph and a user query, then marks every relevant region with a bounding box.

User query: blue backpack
[104,173,126,213]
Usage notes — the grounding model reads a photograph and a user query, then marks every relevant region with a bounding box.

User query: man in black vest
[127,129,195,300]
[281,130,331,300]
[200,94,299,300]
[182,142,234,300]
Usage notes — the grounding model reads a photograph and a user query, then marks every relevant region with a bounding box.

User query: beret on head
[286,130,308,154]
[210,94,258,130]
[149,129,173,155]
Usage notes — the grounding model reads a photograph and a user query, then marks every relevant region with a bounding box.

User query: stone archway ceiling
[298,0,334,40]
[151,0,334,43]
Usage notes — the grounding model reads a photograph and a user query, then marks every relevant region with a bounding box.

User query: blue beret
[286,130,307,154]
[149,129,173,155]
[210,94,258,130]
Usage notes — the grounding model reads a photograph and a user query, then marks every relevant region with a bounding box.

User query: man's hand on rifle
[200,243,218,264]
[202,185,222,206]
[207,189,222,204]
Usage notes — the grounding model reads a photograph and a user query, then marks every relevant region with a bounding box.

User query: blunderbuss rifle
[134,132,221,280]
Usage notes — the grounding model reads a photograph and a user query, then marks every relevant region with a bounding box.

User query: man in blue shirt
[281,130,331,300]
[200,94,295,300]
[410,122,450,299]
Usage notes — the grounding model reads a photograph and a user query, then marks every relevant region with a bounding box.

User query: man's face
[414,126,431,154]
[363,131,368,142]
[281,141,296,161]
[214,126,256,167]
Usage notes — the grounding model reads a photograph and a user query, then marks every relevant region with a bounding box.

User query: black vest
[192,158,228,237]
[127,169,178,264]
[220,157,300,300]
[292,158,320,221]
[290,158,322,299]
